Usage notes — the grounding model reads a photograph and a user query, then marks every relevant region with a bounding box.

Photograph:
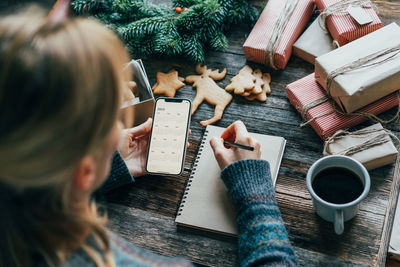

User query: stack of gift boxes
[243,0,399,170]
[244,0,399,255]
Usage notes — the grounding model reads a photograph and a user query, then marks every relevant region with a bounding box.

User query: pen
[223,141,254,151]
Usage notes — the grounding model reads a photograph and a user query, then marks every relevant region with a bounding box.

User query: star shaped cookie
[152,70,185,97]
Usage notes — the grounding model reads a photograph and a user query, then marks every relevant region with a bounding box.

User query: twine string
[318,0,377,32]
[301,95,330,120]
[323,127,400,156]
[264,0,299,69]
[300,91,400,127]
[326,44,400,94]
[332,40,340,49]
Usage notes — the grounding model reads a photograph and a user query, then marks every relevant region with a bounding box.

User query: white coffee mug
[306,155,370,235]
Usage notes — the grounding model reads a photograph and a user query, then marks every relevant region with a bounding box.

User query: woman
[0,6,297,267]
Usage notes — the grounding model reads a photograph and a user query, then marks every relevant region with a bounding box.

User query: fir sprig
[71,0,259,62]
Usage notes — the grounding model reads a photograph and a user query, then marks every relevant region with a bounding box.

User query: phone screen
[146,98,191,175]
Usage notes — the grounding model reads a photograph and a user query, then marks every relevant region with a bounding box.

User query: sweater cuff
[220,159,274,208]
[98,151,135,194]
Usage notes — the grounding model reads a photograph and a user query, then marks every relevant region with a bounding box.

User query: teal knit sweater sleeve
[221,159,297,267]
[98,151,135,194]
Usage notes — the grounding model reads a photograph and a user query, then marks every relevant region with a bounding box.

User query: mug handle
[334,210,344,235]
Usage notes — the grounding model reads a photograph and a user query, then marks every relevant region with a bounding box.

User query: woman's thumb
[210,136,224,150]
[210,137,228,170]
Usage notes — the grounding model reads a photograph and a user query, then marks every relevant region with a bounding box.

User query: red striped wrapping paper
[286,73,399,140]
[243,0,315,70]
[316,0,382,46]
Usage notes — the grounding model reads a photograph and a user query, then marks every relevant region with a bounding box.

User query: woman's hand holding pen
[210,120,261,170]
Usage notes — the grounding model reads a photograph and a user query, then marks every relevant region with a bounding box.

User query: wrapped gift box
[243,0,315,70]
[315,23,400,114]
[315,0,382,46]
[286,73,399,140]
[323,123,398,170]
[121,59,154,128]
[293,17,335,64]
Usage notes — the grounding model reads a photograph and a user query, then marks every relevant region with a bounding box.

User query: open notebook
[175,125,286,236]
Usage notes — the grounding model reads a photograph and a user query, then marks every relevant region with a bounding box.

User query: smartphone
[145,97,192,175]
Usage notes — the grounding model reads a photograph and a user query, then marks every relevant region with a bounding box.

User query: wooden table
[102,1,400,266]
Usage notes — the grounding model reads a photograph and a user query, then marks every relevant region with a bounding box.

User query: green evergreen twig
[71,0,259,62]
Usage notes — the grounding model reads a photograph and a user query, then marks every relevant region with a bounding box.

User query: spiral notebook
[175,125,286,236]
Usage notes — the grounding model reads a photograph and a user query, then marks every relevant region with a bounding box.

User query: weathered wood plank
[104,134,399,266]
[378,155,400,266]
[105,203,373,267]
[105,203,239,267]
[104,1,400,266]
[1,0,399,266]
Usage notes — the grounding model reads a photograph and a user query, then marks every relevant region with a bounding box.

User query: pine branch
[200,0,224,24]
[71,0,112,14]
[119,16,170,39]
[208,30,228,51]
[158,22,184,56]
[172,0,202,7]
[112,0,170,20]
[245,4,259,25]
[71,0,259,62]
[94,12,122,24]
[227,0,258,26]
[183,34,204,62]
[174,7,201,32]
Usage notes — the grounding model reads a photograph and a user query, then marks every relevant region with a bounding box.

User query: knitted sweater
[221,159,297,267]
[67,155,297,267]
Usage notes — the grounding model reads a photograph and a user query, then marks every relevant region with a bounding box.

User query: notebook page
[175,125,286,236]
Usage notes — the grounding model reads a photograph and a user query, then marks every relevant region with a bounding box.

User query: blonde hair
[0,6,130,267]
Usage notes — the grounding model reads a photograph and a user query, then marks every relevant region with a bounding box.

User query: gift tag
[347,5,373,25]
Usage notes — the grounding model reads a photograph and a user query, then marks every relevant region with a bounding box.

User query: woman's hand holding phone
[210,120,261,170]
[120,119,256,176]
[145,98,191,176]
[119,117,191,177]
[119,118,153,177]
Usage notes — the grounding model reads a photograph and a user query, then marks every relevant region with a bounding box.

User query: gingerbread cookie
[225,65,255,94]
[246,73,271,102]
[152,70,185,97]
[241,69,264,97]
[186,64,232,126]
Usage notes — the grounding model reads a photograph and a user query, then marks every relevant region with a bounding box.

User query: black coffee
[312,167,364,204]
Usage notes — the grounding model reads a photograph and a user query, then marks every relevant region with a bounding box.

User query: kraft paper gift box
[243,0,315,70]
[315,23,400,114]
[323,123,398,170]
[286,73,400,140]
[121,59,154,128]
[315,0,382,47]
[293,17,335,65]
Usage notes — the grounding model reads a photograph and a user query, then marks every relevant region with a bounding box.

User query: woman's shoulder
[109,231,193,267]
[63,231,193,267]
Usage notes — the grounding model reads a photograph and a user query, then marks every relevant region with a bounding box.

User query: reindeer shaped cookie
[186,64,232,126]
